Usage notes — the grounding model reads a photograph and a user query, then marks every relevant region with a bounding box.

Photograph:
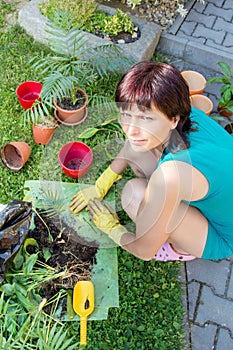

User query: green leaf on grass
[78,127,99,138]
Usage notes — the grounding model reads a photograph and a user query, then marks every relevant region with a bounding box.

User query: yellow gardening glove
[70,166,122,214]
[87,198,127,245]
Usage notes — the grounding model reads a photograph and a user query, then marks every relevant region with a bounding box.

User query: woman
[70,61,233,261]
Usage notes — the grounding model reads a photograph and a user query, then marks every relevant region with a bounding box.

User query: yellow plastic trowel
[73,281,95,346]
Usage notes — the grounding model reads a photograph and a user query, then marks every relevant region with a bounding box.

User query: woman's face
[120,104,179,152]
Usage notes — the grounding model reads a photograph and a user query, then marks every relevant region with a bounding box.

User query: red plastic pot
[58,142,93,179]
[16,81,42,109]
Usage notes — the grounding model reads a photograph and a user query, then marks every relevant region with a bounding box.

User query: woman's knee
[121,178,147,221]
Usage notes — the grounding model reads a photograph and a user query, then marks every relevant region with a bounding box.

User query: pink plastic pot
[16,81,42,109]
[58,142,93,178]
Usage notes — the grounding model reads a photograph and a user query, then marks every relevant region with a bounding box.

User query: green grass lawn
[0,3,186,349]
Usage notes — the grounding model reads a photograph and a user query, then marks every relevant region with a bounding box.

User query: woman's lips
[129,139,146,145]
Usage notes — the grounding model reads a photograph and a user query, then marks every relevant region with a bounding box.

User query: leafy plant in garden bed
[39,0,138,43]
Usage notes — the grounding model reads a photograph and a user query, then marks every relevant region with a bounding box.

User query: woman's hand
[70,186,99,214]
[87,198,127,244]
[87,198,120,234]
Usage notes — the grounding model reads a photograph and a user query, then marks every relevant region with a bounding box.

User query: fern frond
[41,72,78,101]
[88,44,133,76]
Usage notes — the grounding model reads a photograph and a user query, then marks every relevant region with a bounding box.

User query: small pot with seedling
[23,99,58,145]
[53,87,88,125]
[208,62,233,117]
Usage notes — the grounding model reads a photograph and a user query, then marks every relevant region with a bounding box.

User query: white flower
[177,4,188,18]
[126,0,142,10]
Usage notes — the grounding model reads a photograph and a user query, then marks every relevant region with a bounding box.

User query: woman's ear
[171,115,180,129]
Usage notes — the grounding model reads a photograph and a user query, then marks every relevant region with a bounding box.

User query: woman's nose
[124,118,140,135]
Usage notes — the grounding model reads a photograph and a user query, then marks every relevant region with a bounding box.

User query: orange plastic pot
[16,81,42,109]
[181,70,206,95]
[0,142,31,171]
[58,141,93,178]
[190,94,213,116]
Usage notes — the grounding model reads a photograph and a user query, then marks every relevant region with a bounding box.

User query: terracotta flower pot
[54,108,88,126]
[190,94,213,116]
[53,88,88,125]
[0,142,31,171]
[217,105,233,117]
[181,70,206,95]
[16,81,42,110]
[58,141,93,179]
[32,119,58,145]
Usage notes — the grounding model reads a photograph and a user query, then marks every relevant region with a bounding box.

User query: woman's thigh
[168,203,208,258]
[122,179,209,258]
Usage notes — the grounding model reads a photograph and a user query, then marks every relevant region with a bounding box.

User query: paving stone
[185,9,215,28]
[223,0,233,10]
[179,20,197,35]
[224,32,233,48]
[204,3,233,21]
[178,30,206,44]
[190,323,216,350]
[226,263,233,299]
[216,328,233,350]
[214,17,233,34]
[186,259,230,295]
[192,0,207,13]
[158,0,233,73]
[201,0,224,6]
[186,35,206,44]
[196,285,233,332]
[193,24,225,44]
[187,281,200,321]
[184,39,233,72]
[206,39,233,54]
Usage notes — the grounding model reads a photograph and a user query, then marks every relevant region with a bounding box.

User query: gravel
[5,0,189,30]
[101,0,189,28]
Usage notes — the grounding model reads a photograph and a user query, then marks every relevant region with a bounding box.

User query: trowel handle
[80,316,87,346]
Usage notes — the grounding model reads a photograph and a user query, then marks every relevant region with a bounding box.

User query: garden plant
[0,2,186,349]
[208,61,233,116]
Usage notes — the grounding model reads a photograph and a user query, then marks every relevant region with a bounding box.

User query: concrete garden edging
[18,0,161,62]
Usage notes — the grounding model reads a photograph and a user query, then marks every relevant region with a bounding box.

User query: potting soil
[24,180,119,320]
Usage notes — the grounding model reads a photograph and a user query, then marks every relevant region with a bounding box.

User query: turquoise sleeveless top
[158,107,233,258]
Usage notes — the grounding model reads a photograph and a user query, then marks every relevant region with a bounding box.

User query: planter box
[18,0,161,62]
[24,180,119,320]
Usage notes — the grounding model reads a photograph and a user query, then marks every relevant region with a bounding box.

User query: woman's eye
[121,113,131,119]
[141,115,152,121]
